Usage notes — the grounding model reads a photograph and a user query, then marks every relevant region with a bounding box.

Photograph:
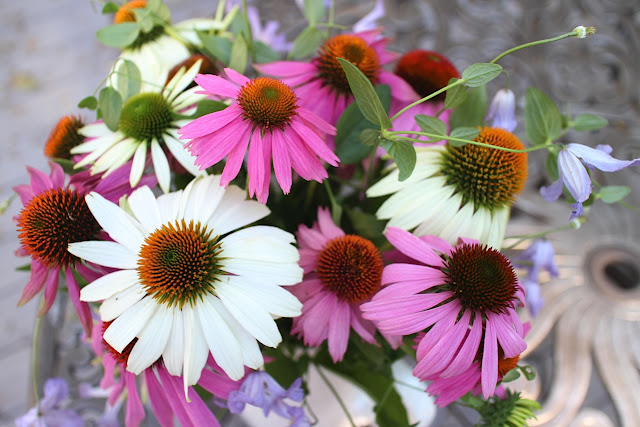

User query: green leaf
[303,0,325,23]
[449,85,487,129]
[228,34,248,73]
[449,126,480,147]
[98,86,123,132]
[545,151,559,181]
[146,0,171,24]
[519,365,536,381]
[50,158,78,175]
[461,63,503,87]
[187,99,227,119]
[599,185,631,203]
[501,369,521,383]
[96,23,140,48]
[414,115,447,143]
[525,87,563,145]
[114,59,141,101]
[573,113,608,132]
[346,209,385,242]
[444,77,467,109]
[290,26,323,60]
[338,58,392,128]
[77,96,98,110]
[254,41,280,63]
[335,85,390,164]
[380,139,417,181]
[198,33,232,65]
[132,8,154,33]
[16,263,31,272]
[360,128,380,146]
[102,2,120,14]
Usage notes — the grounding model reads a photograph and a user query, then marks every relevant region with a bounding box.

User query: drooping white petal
[486,207,509,249]
[165,59,202,103]
[182,305,209,398]
[215,277,282,347]
[127,186,162,232]
[439,201,475,244]
[104,297,158,352]
[366,149,442,197]
[130,140,148,188]
[68,241,138,269]
[151,139,171,193]
[127,306,173,374]
[85,192,145,253]
[164,129,206,177]
[195,296,245,380]
[78,122,111,138]
[92,139,138,176]
[162,305,184,376]
[80,269,140,302]
[100,283,147,322]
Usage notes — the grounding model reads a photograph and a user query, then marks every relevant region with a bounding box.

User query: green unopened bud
[573,26,596,38]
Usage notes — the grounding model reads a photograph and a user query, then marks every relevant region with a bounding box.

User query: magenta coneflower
[177,69,339,203]
[361,227,527,398]
[291,207,385,362]
[255,29,418,132]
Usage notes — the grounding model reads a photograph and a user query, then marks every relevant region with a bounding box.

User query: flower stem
[241,0,256,62]
[32,306,43,413]
[361,140,381,192]
[490,30,583,64]
[502,223,579,250]
[391,78,464,121]
[315,365,356,427]
[386,131,550,153]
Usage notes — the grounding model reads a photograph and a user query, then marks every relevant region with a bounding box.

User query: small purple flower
[485,88,517,132]
[514,239,558,316]
[541,143,640,220]
[15,378,83,427]
[353,0,386,33]
[227,371,309,426]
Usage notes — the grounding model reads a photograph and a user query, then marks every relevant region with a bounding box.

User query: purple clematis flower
[15,378,83,427]
[541,143,640,220]
[485,88,517,132]
[227,371,310,426]
[353,0,386,33]
[514,239,559,316]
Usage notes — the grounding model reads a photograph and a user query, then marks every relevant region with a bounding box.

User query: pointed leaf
[444,77,467,109]
[229,34,248,74]
[115,59,141,101]
[525,87,563,145]
[461,63,503,87]
[290,26,323,60]
[254,41,280,63]
[102,2,120,14]
[96,23,140,48]
[78,96,98,110]
[414,115,447,143]
[573,113,608,132]
[599,185,631,203]
[98,86,123,132]
[338,58,392,128]
[380,139,416,181]
[450,85,487,129]
[303,0,325,24]
[198,33,232,65]
[449,126,480,147]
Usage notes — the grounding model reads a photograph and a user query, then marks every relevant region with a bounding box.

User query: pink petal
[379,71,419,103]
[179,104,242,140]
[220,127,252,187]
[328,301,351,362]
[108,374,125,406]
[223,68,251,87]
[65,267,93,337]
[13,184,35,206]
[385,227,446,267]
[271,130,293,193]
[490,312,526,358]
[349,307,377,343]
[247,130,266,200]
[199,365,242,399]
[362,292,452,319]
[17,261,49,306]
[39,266,60,317]
[48,161,66,188]
[290,119,339,166]
[316,207,344,241]
[124,371,145,427]
[27,166,54,194]
[481,318,499,399]
[145,369,175,427]
[189,119,251,169]
[194,74,239,99]
[301,291,335,346]
[255,61,317,77]
[441,312,483,378]
[381,263,444,286]
[100,356,117,390]
[375,300,457,335]
[297,107,337,136]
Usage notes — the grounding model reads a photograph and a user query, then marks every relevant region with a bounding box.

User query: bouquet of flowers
[8,0,639,426]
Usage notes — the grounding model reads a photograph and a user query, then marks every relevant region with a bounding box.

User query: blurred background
[1,0,639,425]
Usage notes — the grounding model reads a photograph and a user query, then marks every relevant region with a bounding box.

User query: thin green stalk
[241,0,256,62]
[502,223,579,250]
[315,365,356,427]
[387,131,549,153]
[391,79,464,121]
[328,0,335,37]
[490,30,584,64]
[32,311,43,413]
[361,140,381,192]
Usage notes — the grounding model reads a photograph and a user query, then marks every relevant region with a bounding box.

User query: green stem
[32,309,43,413]
[502,223,579,250]
[490,30,581,64]
[391,79,464,122]
[241,0,256,62]
[315,365,356,427]
[328,0,335,37]
[362,140,381,191]
[387,131,550,153]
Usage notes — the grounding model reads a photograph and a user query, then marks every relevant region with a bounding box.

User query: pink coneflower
[255,30,418,131]
[178,69,339,203]
[291,207,385,362]
[361,227,527,399]
[88,320,242,427]
[13,162,155,337]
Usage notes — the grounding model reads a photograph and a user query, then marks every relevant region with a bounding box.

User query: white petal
[225,277,302,318]
[104,297,158,352]
[182,305,209,397]
[80,269,139,302]
[128,186,162,232]
[414,193,463,238]
[162,306,184,376]
[207,186,270,235]
[172,88,206,111]
[78,122,111,138]
[182,175,225,225]
[164,130,206,178]
[215,278,282,347]
[151,139,171,193]
[85,192,145,253]
[209,297,263,369]
[73,133,127,167]
[439,201,475,244]
[130,140,148,188]
[486,207,509,249]
[221,258,303,286]
[92,139,138,175]
[68,241,138,269]
[166,59,202,102]
[156,190,182,224]
[221,233,299,265]
[366,149,442,197]
[100,283,147,322]
[127,307,173,374]
[220,225,295,246]
[195,296,245,380]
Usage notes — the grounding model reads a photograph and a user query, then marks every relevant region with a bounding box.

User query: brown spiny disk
[44,115,85,160]
[237,77,298,131]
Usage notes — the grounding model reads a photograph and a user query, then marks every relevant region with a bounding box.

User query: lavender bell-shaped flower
[514,239,559,316]
[15,378,83,427]
[541,143,640,220]
[485,88,517,132]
